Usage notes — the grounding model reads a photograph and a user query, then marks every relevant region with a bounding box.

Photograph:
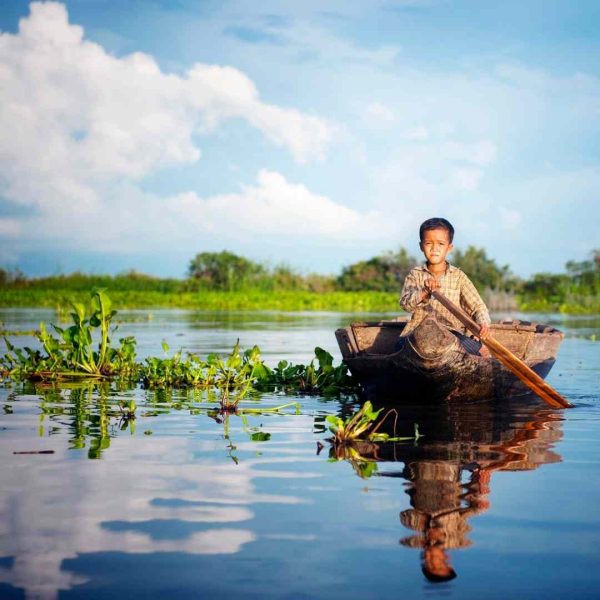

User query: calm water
[0,309,599,599]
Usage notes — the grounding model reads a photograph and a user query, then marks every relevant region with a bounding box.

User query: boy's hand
[478,323,490,340]
[424,277,439,296]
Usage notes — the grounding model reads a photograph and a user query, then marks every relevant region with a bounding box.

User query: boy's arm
[459,272,491,326]
[400,270,429,312]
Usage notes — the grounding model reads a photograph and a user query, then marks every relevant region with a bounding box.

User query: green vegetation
[325,401,422,479]
[326,401,420,444]
[0,288,398,312]
[0,291,433,463]
[1,291,358,402]
[2,289,136,380]
[518,251,600,313]
[337,248,417,292]
[259,347,355,395]
[1,247,599,313]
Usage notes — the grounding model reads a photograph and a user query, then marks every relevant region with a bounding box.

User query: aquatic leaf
[315,346,333,369]
[326,415,344,434]
[250,432,271,442]
[250,362,270,381]
[356,461,378,479]
[71,302,86,325]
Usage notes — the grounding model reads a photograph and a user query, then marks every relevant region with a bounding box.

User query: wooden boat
[335,317,564,402]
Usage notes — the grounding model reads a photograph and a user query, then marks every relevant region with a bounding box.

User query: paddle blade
[484,337,573,408]
[431,290,572,409]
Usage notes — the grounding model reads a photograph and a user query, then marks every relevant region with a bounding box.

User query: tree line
[1,247,599,311]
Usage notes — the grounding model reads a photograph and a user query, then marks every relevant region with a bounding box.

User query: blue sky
[0,1,598,278]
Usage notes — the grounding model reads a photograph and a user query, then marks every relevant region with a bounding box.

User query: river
[0,309,599,599]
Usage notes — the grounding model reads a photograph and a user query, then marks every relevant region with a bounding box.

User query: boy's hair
[419,218,455,243]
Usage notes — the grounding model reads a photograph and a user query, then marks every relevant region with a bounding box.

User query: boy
[400,218,490,343]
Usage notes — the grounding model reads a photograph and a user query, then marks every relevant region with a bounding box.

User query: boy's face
[419,228,453,266]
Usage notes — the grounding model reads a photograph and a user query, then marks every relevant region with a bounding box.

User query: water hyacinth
[326,401,422,444]
[1,290,358,397]
[1,289,137,381]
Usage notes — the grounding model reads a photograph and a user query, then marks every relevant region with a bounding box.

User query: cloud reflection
[0,430,319,600]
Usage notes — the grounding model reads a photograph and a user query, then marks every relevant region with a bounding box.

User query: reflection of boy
[400,461,490,583]
[422,532,457,583]
[400,217,490,340]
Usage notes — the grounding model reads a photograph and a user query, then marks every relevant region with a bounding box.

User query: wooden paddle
[431,290,573,409]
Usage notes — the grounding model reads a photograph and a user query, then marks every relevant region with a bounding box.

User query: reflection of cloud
[98,527,257,554]
[0,427,320,600]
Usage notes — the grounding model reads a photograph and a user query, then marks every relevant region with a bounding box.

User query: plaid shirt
[399,263,490,336]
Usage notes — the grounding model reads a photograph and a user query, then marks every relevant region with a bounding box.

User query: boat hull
[335,318,563,403]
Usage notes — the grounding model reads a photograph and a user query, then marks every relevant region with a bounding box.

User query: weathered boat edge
[335,318,563,403]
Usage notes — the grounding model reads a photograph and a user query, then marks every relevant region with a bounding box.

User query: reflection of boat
[335,317,564,402]
[330,400,564,583]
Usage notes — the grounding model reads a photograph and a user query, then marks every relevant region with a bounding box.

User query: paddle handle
[430,291,481,337]
[431,291,573,409]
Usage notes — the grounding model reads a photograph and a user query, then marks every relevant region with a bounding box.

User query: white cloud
[450,167,484,191]
[442,141,497,166]
[404,126,429,141]
[364,102,396,126]
[0,1,335,218]
[11,170,390,255]
[2,1,598,276]
[371,136,496,207]
[168,169,389,240]
[0,218,21,238]
[498,207,522,230]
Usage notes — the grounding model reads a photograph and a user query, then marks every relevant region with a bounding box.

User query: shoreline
[1,289,598,315]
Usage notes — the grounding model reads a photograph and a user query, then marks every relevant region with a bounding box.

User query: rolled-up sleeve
[459,272,491,325]
[400,270,426,312]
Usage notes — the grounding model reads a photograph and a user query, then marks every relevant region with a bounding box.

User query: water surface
[0,310,599,599]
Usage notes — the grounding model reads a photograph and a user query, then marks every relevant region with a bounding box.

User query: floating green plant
[257,346,355,395]
[326,401,421,444]
[1,290,358,397]
[324,402,423,478]
[142,340,269,397]
[2,289,137,381]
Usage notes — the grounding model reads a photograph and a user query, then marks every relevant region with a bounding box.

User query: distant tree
[566,249,600,287]
[508,249,600,309]
[0,267,26,286]
[187,251,265,290]
[305,273,336,293]
[270,265,305,291]
[337,248,418,292]
[451,246,518,292]
[521,272,570,302]
[564,249,600,295]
